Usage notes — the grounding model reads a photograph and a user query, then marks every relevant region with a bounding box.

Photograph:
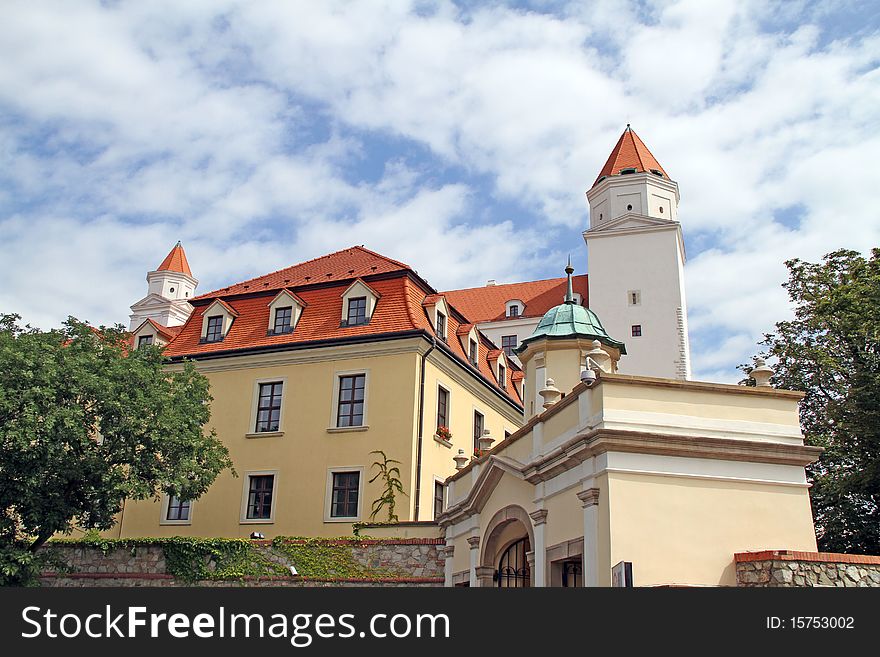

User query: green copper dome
[515,261,627,355]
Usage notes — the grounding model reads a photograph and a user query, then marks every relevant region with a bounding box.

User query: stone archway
[479,505,535,587]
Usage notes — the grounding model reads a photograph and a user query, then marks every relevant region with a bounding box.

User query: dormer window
[267,289,306,336]
[498,363,506,387]
[505,299,524,318]
[138,335,153,348]
[200,298,238,343]
[341,279,380,327]
[205,316,223,342]
[436,311,447,341]
[469,338,478,365]
[347,297,367,326]
[274,306,292,334]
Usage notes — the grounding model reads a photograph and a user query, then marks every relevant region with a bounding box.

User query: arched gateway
[480,505,535,587]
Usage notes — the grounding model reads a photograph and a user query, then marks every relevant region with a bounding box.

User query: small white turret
[128,242,198,330]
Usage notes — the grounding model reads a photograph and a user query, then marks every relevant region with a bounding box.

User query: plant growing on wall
[368,450,406,523]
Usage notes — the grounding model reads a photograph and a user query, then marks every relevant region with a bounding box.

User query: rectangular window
[337,374,366,427]
[473,410,484,454]
[347,297,367,326]
[434,481,444,520]
[628,290,641,306]
[331,471,360,518]
[437,386,449,430]
[501,335,517,357]
[507,305,519,318]
[436,311,446,340]
[469,339,478,365]
[274,306,292,334]
[246,475,274,520]
[205,315,224,342]
[631,324,642,337]
[138,335,153,348]
[166,496,190,521]
[498,364,506,387]
[255,382,283,432]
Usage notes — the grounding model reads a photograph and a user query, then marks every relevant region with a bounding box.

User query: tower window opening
[626,204,633,211]
[620,168,636,175]
[659,206,664,213]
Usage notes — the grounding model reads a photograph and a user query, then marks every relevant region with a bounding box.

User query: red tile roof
[163,248,522,405]
[193,246,409,299]
[156,241,193,277]
[442,275,588,323]
[593,125,669,187]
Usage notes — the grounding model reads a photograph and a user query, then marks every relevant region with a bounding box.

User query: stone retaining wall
[40,538,444,587]
[735,550,880,587]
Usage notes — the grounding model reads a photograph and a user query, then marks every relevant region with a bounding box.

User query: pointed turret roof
[592,125,669,187]
[156,241,192,277]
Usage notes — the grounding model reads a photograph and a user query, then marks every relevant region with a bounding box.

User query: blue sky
[1,0,878,381]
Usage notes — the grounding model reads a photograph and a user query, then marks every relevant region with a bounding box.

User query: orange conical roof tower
[156,241,192,277]
[592,124,668,187]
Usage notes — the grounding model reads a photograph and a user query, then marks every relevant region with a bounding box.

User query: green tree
[368,450,406,523]
[0,314,233,584]
[749,249,880,553]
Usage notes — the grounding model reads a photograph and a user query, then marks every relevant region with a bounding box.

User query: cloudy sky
[1,0,878,381]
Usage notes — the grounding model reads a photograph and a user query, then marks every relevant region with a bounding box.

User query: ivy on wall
[46,535,400,582]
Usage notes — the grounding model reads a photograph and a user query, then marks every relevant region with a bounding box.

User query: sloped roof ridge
[195,245,411,300]
[443,275,570,294]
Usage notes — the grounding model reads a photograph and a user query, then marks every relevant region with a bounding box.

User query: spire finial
[564,256,575,303]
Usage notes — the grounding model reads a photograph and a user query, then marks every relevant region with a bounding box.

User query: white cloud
[0,0,878,384]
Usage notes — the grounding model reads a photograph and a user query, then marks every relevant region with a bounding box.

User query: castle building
[117,246,525,538]
[112,128,821,588]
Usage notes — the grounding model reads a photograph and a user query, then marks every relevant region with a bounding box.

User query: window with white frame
[337,374,366,427]
[347,297,367,326]
[165,496,191,522]
[255,382,283,432]
[330,471,360,519]
[205,315,223,342]
[273,306,293,334]
[245,474,275,520]
[433,481,445,519]
[436,311,447,341]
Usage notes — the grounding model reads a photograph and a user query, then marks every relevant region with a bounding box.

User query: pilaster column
[440,545,455,588]
[467,536,480,587]
[577,488,601,587]
[528,509,549,587]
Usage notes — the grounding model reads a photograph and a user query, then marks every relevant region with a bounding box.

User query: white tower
[128,242,198,330]
[583,126,691,379]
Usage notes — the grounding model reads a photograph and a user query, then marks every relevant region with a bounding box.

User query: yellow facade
[440,373,821,587]
[112,335,523,539]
